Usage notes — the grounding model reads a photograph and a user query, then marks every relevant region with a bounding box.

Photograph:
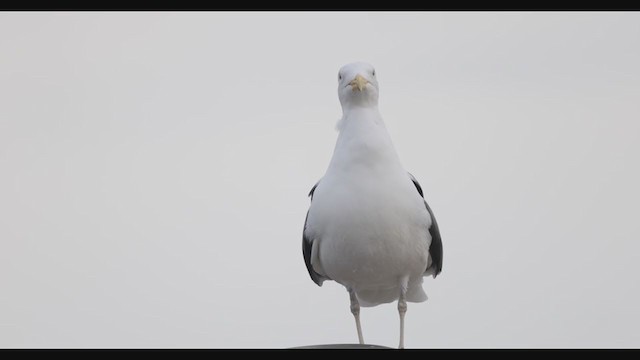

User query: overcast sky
[1,12,639,348]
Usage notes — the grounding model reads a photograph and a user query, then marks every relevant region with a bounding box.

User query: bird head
[337,62,379,108]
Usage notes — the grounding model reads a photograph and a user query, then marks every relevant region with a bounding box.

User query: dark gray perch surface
[290,344,392,349]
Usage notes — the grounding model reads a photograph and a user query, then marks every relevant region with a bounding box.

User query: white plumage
[302,62,443,348]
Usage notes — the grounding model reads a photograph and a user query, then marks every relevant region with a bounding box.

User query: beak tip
[349,74,369,92]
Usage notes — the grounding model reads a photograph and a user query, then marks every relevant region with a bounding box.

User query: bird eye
[372,70,376,76]
[338,74,342,81]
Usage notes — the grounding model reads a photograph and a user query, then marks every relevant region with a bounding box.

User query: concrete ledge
[290,344,393,349]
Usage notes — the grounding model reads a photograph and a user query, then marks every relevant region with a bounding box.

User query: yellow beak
[349,74,369,92]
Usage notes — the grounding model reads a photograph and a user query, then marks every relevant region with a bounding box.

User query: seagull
[302,62,443,349]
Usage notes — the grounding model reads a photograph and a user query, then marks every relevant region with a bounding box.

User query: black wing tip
[308,182,319,199]
[427,257,443,279]
[427,220,443,278]
[433,264,443,278]
[305,181,330,285]
[302,207,329,287]
[305,258,328,287]
[410,173,443,279]
[409,172,424,198]
[302,237,325,286]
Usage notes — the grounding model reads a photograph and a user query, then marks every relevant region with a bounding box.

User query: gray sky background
[1,12,639,348]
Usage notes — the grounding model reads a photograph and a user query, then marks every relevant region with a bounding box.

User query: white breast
[304,109,432,305]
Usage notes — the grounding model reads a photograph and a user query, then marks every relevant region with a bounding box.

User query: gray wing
[302,181,330,286]
[409,173,443,278]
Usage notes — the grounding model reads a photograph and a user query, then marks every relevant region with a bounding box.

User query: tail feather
[355,284,428,307]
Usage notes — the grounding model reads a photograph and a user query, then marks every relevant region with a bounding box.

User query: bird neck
[329,106,403,173]
[341,105,381,123]
[338,105,385,136]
